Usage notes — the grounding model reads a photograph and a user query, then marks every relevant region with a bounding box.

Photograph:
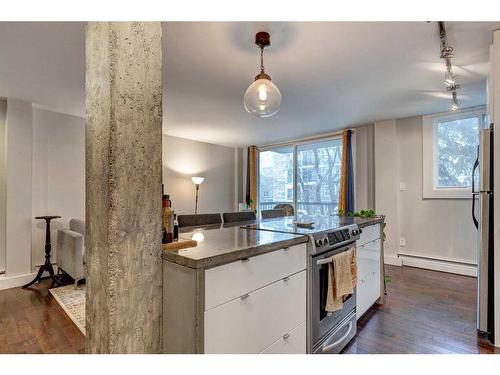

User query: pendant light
[244,31,281,117]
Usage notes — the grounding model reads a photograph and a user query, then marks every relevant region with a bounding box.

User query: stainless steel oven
[311,243,356,344]
[308,225,359,354]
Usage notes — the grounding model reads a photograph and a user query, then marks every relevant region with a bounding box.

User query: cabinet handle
[241,257,250,263]
[240,293,250,300]
[283,333,290,340]
[283,276,290,282]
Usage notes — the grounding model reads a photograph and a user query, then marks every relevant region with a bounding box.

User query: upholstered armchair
[57,219,85,287]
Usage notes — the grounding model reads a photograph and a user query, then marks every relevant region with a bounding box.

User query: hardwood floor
[345,265,500,354]
[0,265,498,354]
[0,279,84,353]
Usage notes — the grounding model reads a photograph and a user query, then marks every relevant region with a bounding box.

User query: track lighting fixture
[438,22,460,112]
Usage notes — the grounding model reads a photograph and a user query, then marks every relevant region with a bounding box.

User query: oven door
[311,244,356,345]
[313,310,357,354]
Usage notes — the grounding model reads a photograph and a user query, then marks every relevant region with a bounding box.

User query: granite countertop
[162,226,309,269]
[243,215,385,235]
[339,215,385,229]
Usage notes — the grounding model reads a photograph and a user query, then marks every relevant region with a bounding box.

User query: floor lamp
[191,177,205,214]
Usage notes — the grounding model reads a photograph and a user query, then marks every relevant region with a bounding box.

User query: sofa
[57,219,85,287]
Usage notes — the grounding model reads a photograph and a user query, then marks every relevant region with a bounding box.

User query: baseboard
[0,272,39,290]
[398,254,477,277]
[384,254,403,266]
[0,266,60,290]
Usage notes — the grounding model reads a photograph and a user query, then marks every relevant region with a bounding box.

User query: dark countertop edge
[349,216,385,228]
[161,235,309,270]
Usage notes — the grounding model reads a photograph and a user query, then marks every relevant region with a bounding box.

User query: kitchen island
[162,225,309,354]
[162,216,384,354]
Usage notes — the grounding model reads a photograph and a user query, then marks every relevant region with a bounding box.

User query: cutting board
[162,239,198,251]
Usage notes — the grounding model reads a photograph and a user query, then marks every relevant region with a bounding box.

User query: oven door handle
[321,321,354,353]
[316,257,332,266]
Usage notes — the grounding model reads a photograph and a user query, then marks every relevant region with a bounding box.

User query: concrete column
[85,22,163,353]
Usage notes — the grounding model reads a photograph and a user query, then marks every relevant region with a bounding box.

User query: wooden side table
[22,216,62,288]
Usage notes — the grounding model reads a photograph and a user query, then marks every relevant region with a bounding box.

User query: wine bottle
[163,194,174,243]
[173,214,179,241]
[162,194,168,244]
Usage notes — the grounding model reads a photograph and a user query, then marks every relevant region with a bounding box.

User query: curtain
[339,129,355,213]
[245,146,258,211]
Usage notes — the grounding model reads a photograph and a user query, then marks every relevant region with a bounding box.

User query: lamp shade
[244,78,281,117]
[191,176,205,185]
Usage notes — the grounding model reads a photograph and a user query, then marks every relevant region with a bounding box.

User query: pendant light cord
[260,46,265,74]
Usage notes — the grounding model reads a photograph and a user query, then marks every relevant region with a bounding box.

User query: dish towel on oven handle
[325,247,356,313]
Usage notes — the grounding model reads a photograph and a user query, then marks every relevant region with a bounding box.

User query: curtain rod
[257,128,355,150]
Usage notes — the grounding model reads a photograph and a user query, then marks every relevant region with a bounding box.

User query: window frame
[422,106,485,199]
[257,135,344,215]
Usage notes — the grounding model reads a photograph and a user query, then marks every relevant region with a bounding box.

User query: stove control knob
[324,238,329,245]
[316,239,323,247]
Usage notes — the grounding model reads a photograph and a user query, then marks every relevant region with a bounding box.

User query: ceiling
[0,22,498,147]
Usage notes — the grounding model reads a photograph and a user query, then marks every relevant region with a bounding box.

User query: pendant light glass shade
[445,70,456,86]
[244,77,282,117]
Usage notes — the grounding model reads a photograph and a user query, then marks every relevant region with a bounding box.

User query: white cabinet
[356,224,382,319]
[205,243,306,310]
[358,223,380,247]
[204,245,307,354]
[204,270,306,354]
[260,321,306,354]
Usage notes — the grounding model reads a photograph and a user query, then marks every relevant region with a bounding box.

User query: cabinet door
[357,223,381,247]
[356,239,381,319]
[204,270,306,354]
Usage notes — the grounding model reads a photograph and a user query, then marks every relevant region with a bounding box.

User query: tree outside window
[436,116,479,188]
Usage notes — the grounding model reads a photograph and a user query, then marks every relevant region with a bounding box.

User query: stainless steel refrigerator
[472,125,494,342]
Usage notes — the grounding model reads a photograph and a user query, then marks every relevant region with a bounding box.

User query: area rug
[49,284,86,335]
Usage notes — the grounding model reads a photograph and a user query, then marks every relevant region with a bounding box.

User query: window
[258,138,342,216]
[423,107,485,199]
[258,147,294,211]
[436,116,479,188]
[297,139,342,215]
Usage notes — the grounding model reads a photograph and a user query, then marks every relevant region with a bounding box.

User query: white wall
[374,120,401,265]
[162,134,236,215]
[0,102,86,289]
[354,124,375,211]
[397,116,476,265]
[5,99,33,277]
[0,100,6,273]
[31,108,85,267]
[372,116,477,273]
